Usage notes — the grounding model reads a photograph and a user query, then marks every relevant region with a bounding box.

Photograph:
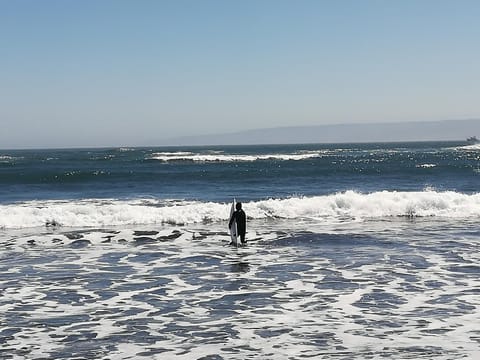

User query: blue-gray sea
[0,142,479,359]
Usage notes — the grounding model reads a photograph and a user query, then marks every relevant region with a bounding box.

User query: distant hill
[161,119,480,146]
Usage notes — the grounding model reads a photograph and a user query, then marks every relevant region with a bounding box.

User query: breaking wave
[148,151,322,162]
[1,190,480,229]
[0,155,23,163]
[457,143,480,151]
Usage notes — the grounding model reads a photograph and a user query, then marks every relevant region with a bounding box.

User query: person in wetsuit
[229,202,246,245]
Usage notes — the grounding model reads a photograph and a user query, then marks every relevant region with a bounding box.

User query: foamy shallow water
[0,219,479,359]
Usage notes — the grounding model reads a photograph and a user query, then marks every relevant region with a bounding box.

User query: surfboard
[229,199,239,247]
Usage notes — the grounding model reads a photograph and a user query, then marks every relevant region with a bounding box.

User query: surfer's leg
[240,233,246,245]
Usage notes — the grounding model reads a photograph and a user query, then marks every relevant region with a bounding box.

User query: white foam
[1,190,480,229]
[1,218,478,359]
[456,143,480,151]
[148,151,321,162]
[250,190,480,219]
[0,155,22,163]
[416,163,436,168]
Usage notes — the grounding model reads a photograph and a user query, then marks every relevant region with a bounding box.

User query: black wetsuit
[229,209,246,244]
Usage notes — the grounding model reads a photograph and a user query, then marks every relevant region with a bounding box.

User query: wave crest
[148,151,321,162]
[1,190,479,229]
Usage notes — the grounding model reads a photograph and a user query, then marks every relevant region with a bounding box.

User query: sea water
[0,142,479,359]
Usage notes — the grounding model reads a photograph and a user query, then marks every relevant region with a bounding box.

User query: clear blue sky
[1,0,480,148]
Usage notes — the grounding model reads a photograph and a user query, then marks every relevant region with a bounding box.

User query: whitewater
[0,141,479,359]
[2,190,480,229]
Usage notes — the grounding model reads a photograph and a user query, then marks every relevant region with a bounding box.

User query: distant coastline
[161,119,480,146]
[2,119,480,150]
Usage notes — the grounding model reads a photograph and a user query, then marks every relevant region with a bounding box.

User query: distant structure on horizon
[466,135,479,144]
[162,119,480,146]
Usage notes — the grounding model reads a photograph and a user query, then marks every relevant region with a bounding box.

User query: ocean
[0,141,479,359]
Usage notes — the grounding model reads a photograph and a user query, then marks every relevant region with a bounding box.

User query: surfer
[229,202,247,245]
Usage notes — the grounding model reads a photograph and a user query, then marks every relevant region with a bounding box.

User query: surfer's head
[236,202,242,210]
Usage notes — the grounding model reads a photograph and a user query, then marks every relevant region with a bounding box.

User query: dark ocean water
[0,142,479,359]
[1,141,479,204]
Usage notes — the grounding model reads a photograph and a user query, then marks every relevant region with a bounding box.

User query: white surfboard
[229,199,239,247]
